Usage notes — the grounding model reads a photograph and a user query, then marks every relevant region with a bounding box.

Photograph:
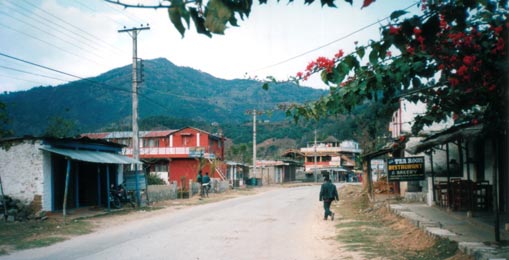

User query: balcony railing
[123,147,216,159]
[300,146,362,153]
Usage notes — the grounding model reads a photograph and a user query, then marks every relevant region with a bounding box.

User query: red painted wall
[168,158,228,188]
[172,128,206,147]
[169,158,200,189]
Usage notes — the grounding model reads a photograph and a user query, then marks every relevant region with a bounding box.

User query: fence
[147,180,229,202]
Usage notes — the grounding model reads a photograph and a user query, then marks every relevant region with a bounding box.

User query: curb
[388,203,508,260]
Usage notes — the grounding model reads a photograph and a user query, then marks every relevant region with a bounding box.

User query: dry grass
[333,184,474,260]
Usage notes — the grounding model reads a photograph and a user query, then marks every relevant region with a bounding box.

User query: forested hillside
[1,58,394,160]
[0,58,324,137]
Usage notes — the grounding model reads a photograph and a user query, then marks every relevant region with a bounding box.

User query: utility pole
[118,24,150,206]
[252,109,257,181]
[314,129,317,182]
[118,25,149,163]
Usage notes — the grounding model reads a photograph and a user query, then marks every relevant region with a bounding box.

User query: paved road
[3,185,339,260]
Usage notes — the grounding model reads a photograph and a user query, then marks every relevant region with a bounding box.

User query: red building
[83,127,226,189]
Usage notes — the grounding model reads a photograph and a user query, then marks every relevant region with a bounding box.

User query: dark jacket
[202,175,211,184]
[319,181,339,201]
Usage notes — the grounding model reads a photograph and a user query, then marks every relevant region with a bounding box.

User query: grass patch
[0,219,93,255]
[402,239,459,260]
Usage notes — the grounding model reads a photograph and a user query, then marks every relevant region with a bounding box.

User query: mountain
[1,58,326,137]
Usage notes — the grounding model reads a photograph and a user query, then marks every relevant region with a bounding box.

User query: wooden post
[75,164,80,209]
[106,166,111,211]
[492,139,500,242]
[446,143,451,210]
[135,165,141,207]
[63,159,71,224]
[0,174,7,221]
[429,150,435,203]
[97,167,101,207]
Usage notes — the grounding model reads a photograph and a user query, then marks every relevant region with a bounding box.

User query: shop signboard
[387,156,425,181]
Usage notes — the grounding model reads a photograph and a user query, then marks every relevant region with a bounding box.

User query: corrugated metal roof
[144,130,176,137]
[40,147,141,164]
[81,133,109,139]
[406,124,484,154]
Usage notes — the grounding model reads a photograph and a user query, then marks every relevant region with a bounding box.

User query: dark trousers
[323,199,332,219]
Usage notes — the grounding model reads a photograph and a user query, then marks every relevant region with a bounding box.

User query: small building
[0,137,140,212]
[225,161,249,187]
[253,160,299,185]
[299,138,362,181]
[83,127,227,189]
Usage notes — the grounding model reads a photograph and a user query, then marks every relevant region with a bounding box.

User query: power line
[0,22,103,66]
[101,0,147,26]
[21,0,126,56]
[0,10,107,62]
[251,2,419,73]
[0,65,71,83]
[0,73,52,86]
[7,1,125,58]
[0,52,131,95]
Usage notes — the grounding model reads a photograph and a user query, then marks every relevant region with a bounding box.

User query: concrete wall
[147,182,178,202]
[0,140,45,206]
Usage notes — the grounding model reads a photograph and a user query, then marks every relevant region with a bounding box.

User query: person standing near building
[197,171,203,184]
[319,176,339,220]
[197,171,203,198]
[202,172,211,197]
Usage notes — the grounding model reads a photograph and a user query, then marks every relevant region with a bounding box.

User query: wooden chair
[473,181,491,210]
[436,181,449,208]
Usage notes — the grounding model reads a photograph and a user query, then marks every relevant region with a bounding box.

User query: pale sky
[0,0,420,93]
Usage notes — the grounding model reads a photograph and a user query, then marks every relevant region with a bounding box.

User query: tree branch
[103,0,196,9]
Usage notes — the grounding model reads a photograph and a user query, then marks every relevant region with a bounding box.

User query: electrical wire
[0,52,131,95]
[100,0,147,26]
[7,1,125,58]
[21,0,126,57]
[251,1,419,73]
[0,22,102,66]
[0,10,107,62]
[0,65,71,83]
[0,73,51,86]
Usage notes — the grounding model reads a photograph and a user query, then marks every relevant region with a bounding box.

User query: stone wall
[0,140,45,205]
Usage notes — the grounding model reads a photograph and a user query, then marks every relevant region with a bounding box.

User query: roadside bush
[147,174,165,185]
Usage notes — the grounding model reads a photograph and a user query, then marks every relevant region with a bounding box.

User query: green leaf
[168,8,185,37]
[356,46,365,59]
[390,10,408,20]
[412,77,421,88]
[204,0,233,34]
[189,8,212,37]
[262,83,269,90]
[167,1,189,38]
[320,0,336,7]
[375,73,383,88]
[343,55,359,70]
[321,70,329,83]
[413,61,424,71]
[369,49,378,65]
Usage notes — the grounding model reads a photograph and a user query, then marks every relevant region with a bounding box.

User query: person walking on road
[202,172,211,198]
[319,176,339,221]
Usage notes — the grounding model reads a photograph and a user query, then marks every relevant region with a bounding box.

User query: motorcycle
[109,183,135,209]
